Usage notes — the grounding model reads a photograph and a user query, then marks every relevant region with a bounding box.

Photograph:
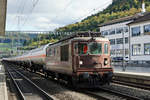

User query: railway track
[6,64,145,100]
[112,80,150,90]
[14,65,142,100]
[6,66,56,100]
[84,87,142,100]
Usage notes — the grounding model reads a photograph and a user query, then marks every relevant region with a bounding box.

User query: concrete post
[0,0,7,36]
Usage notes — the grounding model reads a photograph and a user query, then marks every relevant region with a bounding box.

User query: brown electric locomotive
[44,32,113,87]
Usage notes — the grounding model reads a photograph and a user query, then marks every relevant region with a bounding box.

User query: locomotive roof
[49,32,104,46]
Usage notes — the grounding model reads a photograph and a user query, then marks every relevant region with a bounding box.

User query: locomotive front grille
[80,63,102,68]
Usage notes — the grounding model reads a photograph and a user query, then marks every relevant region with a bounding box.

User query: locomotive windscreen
[78,43,88,54]
[75,42,102,55]
[89,43,102,55]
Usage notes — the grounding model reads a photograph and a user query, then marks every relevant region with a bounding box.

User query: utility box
[0,0,7,36]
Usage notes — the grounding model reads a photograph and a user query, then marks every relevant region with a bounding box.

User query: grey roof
[127,12,150,25]
[99,12,150,27]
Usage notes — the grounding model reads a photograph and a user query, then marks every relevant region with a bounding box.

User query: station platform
[114,71,150,85]
[114,71,150,77]
[0,65,8,100]
[113,65,150,75]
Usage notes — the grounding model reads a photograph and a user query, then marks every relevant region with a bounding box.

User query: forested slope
[56,0,150,32]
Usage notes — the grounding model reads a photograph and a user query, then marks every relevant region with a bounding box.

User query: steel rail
[7,67,26,100]
[12,68,55,100]
[82,90,111,100]
[99,87,142,100]
[112,80,150,90]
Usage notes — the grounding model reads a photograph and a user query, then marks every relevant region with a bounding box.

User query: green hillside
[24,0,150,48]
[56,0,150,32]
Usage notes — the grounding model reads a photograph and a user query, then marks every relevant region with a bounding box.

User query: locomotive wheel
[33,69,36,73]
[30,68,34,73]
[51,75,55,79]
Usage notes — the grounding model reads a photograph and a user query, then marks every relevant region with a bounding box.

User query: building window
[110,50,115,55]
[125,37,128,44]
[125,49,129,55]
[110,39,115,45]
[102,31,108,36]
[109,29,115,35]
[144,43,150,55]
[144,24,150,33]
[124,27,128,33]
[116,38,123,44]
[116,49,120,55]
[116,28,123,34]
[101,31,104,36]
[116,49,123,55]
[132,27,141,36]
[132,44,141,56]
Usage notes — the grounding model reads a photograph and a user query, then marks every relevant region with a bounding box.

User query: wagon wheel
[44,71,48,78]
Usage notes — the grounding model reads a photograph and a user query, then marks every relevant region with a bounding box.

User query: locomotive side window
[47,48,52,56]
[54,48,56,56]
[46,48,49,56]
[104,43,108,54]
[78,43,88,55]
[74,44,78,54]
[89,43,102,55]
[61,45,69,61]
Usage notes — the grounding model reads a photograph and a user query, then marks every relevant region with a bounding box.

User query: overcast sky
[6,0,112,31]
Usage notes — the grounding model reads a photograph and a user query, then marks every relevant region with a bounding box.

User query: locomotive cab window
[75,43,88,55]
[104,43,108,54]
[89,42,102,55]
[61,45,69,61]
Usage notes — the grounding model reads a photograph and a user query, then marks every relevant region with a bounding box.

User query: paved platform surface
[114,71,150,83]
[114,71,150,77]
[0,65,8,100]
[113,66,150,74]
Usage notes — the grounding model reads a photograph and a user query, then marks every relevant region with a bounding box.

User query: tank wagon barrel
[3,43,51,72]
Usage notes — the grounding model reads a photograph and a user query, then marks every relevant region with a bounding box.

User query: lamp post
[122,28,125,71]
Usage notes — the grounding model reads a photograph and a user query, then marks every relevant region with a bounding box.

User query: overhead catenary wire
[72,0,112,23]
[55,0,112,33]
[48,0,74,30]
[9,0,25,30]
[21,0,40,28]
[10,0,112,32]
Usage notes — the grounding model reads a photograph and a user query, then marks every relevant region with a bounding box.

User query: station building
[99,12,150,62]
[128,13,150,61]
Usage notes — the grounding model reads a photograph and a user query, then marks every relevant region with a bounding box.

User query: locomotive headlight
[104,58,108,65]
[104,60,108,65]
[79,61,83,65]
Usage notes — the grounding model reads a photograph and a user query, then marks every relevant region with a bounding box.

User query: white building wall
[130,21,150,61]
[100,21,132,60]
